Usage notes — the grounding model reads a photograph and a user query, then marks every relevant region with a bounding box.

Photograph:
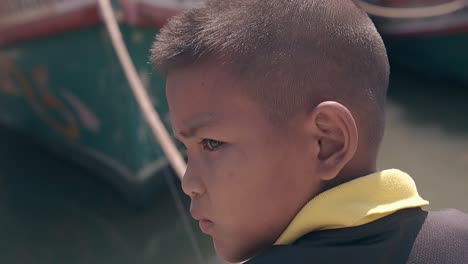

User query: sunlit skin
[166,61,360,263]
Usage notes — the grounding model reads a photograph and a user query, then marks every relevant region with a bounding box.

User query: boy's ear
[305,101,358,181]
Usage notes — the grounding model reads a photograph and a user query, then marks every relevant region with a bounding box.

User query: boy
[150,0,468,263]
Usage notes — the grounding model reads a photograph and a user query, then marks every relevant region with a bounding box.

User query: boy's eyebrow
[171,113,218,139]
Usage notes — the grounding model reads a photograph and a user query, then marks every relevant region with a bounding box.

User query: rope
[355,0,468,19]
[97,0,186,180]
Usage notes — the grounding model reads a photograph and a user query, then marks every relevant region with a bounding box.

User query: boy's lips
[190,209,215,234]
[198,219,215,234]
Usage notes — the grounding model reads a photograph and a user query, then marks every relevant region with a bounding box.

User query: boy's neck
[321,163,377,193]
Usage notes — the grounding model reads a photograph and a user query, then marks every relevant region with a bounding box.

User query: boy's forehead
[166,60,243,92]
[166,63,275,129]
[169,112,218,133]
[167,66,251,110]
[167,90,271,136]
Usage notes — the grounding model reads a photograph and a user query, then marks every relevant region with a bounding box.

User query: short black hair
[151,0,390,148]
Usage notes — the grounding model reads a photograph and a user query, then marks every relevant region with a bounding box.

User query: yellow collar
[275,169,429,245]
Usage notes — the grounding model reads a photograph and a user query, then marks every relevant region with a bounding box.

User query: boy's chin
[213,237,253,263]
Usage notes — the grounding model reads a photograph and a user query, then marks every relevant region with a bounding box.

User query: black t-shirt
[247,208,468,264]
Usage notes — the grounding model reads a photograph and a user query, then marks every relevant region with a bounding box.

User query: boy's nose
[181,164,205,199]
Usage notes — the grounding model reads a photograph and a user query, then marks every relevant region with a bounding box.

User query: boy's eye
[200,139,224,151]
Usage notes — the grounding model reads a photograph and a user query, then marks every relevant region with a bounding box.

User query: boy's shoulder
[247,208,468,264]
[423,208,468,231]
[409,208,468,263]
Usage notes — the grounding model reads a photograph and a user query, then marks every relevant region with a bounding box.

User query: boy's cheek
[209,147,250,180]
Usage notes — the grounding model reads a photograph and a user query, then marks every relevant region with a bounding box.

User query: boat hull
[0,23,177,202]
[383,32,468,84]
[364,1,468,83]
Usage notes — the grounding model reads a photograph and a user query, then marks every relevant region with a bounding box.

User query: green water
[0,67,467,263]
[0,131,219,263]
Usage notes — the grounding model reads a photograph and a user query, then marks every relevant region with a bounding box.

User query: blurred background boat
[357,0,468,84]
[0,0,202,203]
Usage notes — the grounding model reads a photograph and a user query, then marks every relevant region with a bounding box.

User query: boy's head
[151,0,389,262]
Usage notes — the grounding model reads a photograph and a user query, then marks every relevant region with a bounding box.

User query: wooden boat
[358,0,468,84]
[0,0,199,202]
